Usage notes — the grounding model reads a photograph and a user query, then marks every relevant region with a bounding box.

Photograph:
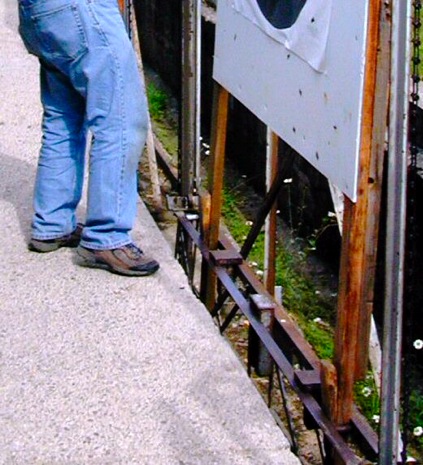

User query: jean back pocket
[32,3,88,61]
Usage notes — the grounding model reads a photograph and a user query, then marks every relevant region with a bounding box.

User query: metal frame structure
[175,211,378,464]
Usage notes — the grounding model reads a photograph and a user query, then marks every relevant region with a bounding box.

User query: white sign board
[213,0,370,201]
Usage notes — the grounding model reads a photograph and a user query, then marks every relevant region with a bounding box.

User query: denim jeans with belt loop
[18,0,148,249]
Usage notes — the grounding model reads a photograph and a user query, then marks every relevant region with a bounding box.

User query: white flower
[205,150,210,156]
[372,415,380,424]
[313,317,322,323]
[413,426,423,437]
[256,270,264,277]
[362,387,372,397]
[413,339,423,350]
[283,178,293,184]
[315,290,321,295]
[245,220,253,226]
[249,261,258,267]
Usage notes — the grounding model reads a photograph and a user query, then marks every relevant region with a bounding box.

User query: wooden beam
[333,0,386,426]
[264,131,279,295]
[355,0,391,380]
[203,84,229,310]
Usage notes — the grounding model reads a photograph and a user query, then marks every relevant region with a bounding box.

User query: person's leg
[18,0,87,241]
[20,0,147,248]
[31,61,86,240]
[18,0,157,272]
[74,0,149,250]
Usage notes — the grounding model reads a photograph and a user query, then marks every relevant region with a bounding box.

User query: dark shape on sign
[256,0,307,29]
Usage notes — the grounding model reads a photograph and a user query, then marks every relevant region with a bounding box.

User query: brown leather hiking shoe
[28,224,83,253]
[76,243,160,276]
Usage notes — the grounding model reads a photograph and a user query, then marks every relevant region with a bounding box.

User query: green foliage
[300,317,334,360]
[145,82,178,158]
[410,387,423,429]
[354,374,380,428]
[146,83,168,121]
[221,187,335,359]
[408,377,423,450]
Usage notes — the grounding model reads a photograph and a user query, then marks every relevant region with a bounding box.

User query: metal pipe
[181,0,201,198]
[379,0,411,462]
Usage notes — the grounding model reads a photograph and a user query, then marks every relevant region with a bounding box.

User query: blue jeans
[18,0,148,249]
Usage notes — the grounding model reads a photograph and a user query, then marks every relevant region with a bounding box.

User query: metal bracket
[209,250,243,266]
[248,294,275,377]
[166,195,200,212]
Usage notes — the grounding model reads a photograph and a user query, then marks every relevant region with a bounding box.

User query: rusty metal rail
[175,212,378,465]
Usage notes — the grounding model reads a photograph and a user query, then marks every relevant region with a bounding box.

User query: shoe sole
[76,246,160,277]
[28,224,83,253]
[28,241,61,253]
[28,239,79,253]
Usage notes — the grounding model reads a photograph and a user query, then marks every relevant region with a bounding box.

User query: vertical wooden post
[264,131,279,296]
[203,84,229,310]
[334,198,360,426]
[333,0,385,426]
[354,0,391,380]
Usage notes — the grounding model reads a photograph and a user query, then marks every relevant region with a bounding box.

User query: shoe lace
[125,243,144,259]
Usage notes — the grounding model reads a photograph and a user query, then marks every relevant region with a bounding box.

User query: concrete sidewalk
[0,2,300,464]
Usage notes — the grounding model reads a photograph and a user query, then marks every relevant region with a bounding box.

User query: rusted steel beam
[176,213,375,464]
[351,407,378,461]
[214,265,363,465]
[220,235,320,370]
[295,369,321,390]
[176,212,210,260]
[209,249,243,266]
[219,304,240,333]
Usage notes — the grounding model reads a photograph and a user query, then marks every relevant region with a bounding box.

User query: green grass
[146,82,178,158]
[221,186,335,360]
[146,83,168,121]
[354,374,380,428]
